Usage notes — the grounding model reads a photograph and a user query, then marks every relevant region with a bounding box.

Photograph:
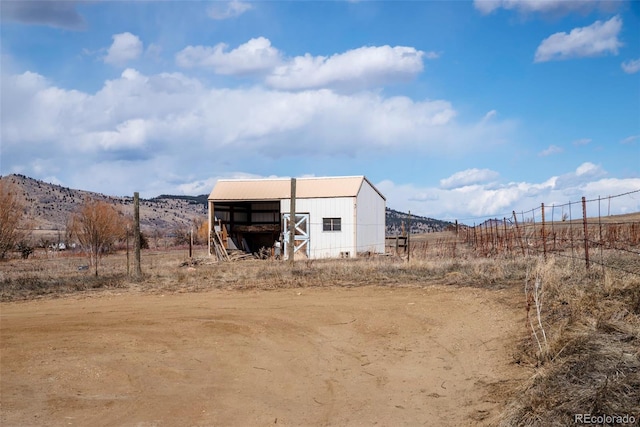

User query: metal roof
[209,176,385,201]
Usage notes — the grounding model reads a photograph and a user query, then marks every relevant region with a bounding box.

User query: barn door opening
[283,213,310,259]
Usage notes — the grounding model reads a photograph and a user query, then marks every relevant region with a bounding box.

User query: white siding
[356,181,386,254]
[281,197,355,259]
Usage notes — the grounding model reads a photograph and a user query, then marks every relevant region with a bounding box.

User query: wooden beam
[288,178,296,265]
[234,224,281,233]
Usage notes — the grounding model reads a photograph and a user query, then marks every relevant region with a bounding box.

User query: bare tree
[152,228,163,249]
[0,180,29,259]
[69,199,125,276]
[193,216,208,245]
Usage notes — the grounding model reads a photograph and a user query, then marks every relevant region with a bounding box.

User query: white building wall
[281,197,355,259]
[356,181,386,254]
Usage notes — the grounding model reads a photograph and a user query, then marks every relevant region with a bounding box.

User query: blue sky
[1,0,639,223]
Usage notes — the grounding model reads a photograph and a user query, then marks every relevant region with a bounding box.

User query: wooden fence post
[133,192,142,279]
[407,211,411,262]
[289,178,296,266]
[126,225,130,275]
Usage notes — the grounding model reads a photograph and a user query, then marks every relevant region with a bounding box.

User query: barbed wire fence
[451,189,640,275]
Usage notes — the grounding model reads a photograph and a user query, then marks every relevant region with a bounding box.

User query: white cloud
[474,0,616,15]
[576,161,601,176]
[1,68,515,195]
[207,0,253,20]
[175,37,281,75]
[176,37,431,90]
[534,16,622,62]
[3,69,635,217]
[573,138,591,146]
[539,144,563,156]
[378,163,640,222]
[104,32,143,65]
[620,135,639,144]
[89,118,149,150]
[621,58,640,74]
[482,109,497,122]
[440,168,500,189]
[554,161,606,188]
[266,45,426,90]
[176,172,284,196]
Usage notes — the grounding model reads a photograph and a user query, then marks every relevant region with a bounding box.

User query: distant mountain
[385,208,454,235]
[154,194,209,206]
[1,174,206,234]
[478,218,511,228]
[1,174,453,238]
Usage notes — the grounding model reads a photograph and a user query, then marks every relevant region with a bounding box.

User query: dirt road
[1,285,524,426]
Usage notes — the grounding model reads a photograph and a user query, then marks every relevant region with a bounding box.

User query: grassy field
[1,233,639,425]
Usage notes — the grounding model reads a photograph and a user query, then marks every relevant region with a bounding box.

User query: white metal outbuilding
[208,176,386,259]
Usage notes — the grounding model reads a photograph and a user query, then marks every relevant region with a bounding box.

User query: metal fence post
[541,203,547,260]
[582,196,589,270]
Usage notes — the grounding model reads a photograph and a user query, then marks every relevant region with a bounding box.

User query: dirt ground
[1,285,525,426]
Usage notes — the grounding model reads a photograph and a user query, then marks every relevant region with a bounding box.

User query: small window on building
[323,217,341,231]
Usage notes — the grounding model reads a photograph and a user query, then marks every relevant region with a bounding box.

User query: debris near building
[207,176,386,261]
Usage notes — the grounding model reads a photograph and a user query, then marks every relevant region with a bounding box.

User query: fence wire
[456,190,640,276]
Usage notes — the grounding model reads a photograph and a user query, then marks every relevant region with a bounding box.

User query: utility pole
[288,178,296,266]
[133,192,142,279]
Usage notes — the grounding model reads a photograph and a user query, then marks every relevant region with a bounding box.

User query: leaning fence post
[582,196,589,270]
[513,211,525,256]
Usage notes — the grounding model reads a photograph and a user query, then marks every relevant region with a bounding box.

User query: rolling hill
[1,174,453,240]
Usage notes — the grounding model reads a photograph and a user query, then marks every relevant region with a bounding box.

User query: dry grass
[0,244,527,300]
[2,243,638,424]
[501,255,640,426]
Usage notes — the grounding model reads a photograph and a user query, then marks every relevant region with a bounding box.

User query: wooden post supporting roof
[288,178,296,266]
